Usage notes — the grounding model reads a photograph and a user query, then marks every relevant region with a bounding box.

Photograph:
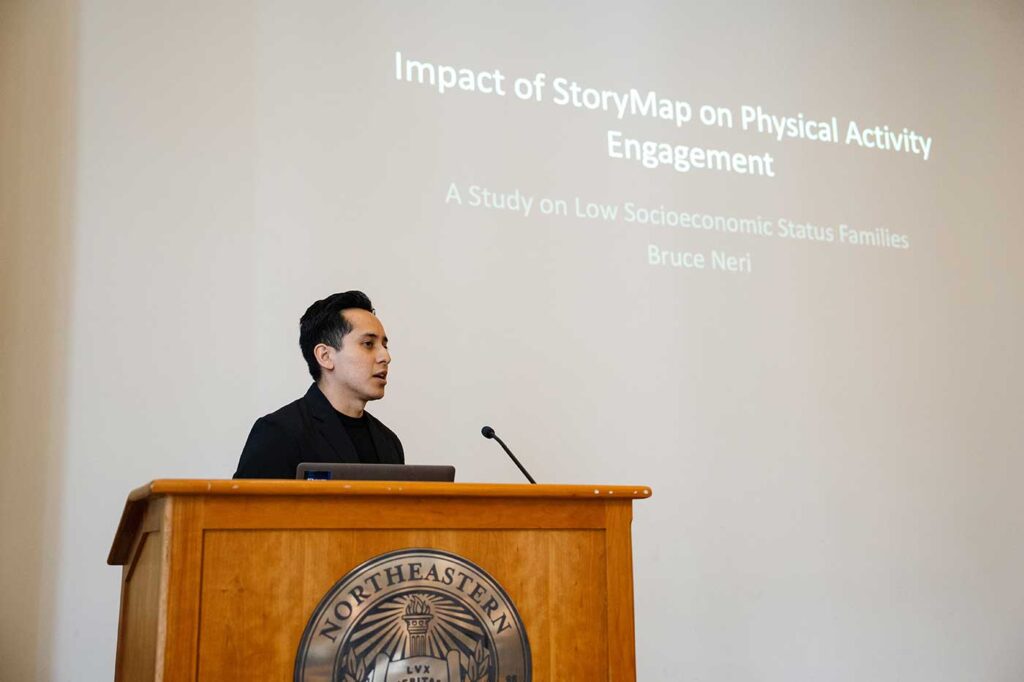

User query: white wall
[2,1,1023,680]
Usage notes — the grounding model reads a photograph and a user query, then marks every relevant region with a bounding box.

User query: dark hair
[299,291,374,380]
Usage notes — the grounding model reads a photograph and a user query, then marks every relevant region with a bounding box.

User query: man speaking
[234,290,404,479]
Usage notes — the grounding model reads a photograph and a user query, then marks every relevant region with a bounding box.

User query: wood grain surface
[109,481,650,681]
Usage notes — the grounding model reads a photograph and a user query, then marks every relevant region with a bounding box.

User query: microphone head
[481,425,495,439]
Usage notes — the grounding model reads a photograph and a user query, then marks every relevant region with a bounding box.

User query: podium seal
[295,548,531,682]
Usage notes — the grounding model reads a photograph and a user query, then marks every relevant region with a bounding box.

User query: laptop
[296,462,456,482]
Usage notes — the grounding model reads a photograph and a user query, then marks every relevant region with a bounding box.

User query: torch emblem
[294,549,530,682]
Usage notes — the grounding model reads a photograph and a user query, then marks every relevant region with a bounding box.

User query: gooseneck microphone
[481,426,537,484]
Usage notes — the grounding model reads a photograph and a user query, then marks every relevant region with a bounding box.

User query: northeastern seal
[295,548,531,682]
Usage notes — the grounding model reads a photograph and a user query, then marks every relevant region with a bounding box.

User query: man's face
[325,308,391,404]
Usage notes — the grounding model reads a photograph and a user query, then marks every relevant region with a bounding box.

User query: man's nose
[378,347,391,364]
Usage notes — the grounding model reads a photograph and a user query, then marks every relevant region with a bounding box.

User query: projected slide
[382,46,932,277]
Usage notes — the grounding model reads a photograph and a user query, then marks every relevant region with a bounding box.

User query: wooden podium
[108,479,651,681]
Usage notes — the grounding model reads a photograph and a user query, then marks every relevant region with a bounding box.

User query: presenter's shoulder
[256,395,308,431]
[233,393,311,479]
[256,383,325,430]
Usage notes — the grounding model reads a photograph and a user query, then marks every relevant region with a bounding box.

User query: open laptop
[296,462,456,482]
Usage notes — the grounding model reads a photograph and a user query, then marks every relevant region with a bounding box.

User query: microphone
[481,426,537,484]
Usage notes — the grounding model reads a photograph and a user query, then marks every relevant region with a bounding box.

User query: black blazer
[233,383,404,479]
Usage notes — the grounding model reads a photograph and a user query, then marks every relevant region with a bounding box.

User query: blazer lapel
[303,383,359,463]
[366,412,400,464]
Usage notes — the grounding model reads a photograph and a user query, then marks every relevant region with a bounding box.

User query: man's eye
[363,341,374,348]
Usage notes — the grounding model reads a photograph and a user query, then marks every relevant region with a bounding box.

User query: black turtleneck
[335,410,380,463]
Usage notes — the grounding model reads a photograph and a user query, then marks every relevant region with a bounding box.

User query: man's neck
[316,380,366,418]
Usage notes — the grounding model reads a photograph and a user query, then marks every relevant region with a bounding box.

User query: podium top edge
[131,479,653,500]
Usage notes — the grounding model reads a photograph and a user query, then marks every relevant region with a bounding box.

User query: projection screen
[44,2,1023,679]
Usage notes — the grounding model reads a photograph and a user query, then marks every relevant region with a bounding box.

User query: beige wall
[0,1,76,678]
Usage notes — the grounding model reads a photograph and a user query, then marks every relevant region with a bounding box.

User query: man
[234,290,404,478]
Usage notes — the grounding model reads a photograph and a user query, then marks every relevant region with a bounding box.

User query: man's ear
[314,343,335,372]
